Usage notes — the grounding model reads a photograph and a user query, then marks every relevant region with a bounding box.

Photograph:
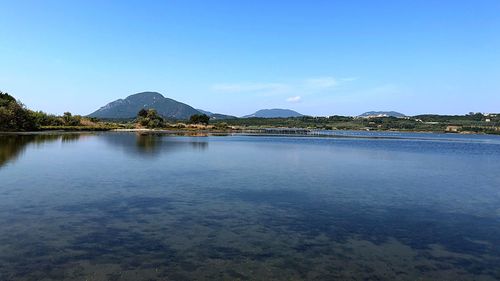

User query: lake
[1,131,500,280]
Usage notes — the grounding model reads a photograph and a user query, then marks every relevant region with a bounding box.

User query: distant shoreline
[2,127,499,136]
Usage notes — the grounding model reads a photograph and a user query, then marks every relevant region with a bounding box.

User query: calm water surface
[1,132,500,280]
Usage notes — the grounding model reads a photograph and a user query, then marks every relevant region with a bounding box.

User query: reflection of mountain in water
[0,134,84,168]
[101,133,208,157]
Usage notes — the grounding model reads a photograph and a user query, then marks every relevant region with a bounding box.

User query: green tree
[189,114,210,125]
[62,112,81,126]
[138,108,148,118]
[136,109,165,129]
[0,92,16,106]
[30,111,64,126]
[0,91,39,131]
[63,112,73,125]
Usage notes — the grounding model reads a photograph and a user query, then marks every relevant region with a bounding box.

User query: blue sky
[1,0,499,116]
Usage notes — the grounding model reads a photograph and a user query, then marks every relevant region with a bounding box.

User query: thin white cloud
[211,76,357,96]
[304,77,338,89]
[340,77,359,82]
[211,83,289,94]
[286,96,301,103]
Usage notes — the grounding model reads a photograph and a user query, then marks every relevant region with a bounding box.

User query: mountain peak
[358,111,405,118]
[88,92,199,119]
[243,108,303,118]
[127,92,164,99]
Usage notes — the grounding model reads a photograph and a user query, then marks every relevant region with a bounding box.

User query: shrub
[189,114,210,125]
[136,109,165,129]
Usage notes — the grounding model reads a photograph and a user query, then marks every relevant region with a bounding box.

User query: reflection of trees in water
[0,132,209,167]
[190,141,209,150]
[102,132,208,157]
[0,134,84,168]
[132,132,208,155]
[61,133,84,143]
[135,133,161,153]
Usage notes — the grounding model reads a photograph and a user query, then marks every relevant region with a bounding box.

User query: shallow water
[1,132,500,280]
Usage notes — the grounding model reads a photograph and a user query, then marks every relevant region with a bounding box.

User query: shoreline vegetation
[1,91,499,135]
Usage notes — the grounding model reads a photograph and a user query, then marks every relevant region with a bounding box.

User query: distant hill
[358,111,406,118]
[196,109,213,116]
[88,92,200,119]
[210,113,237,120]
[243,109,304,118]
[196,109,237,120]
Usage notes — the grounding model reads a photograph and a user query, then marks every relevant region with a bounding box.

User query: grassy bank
[40,125,123,131]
